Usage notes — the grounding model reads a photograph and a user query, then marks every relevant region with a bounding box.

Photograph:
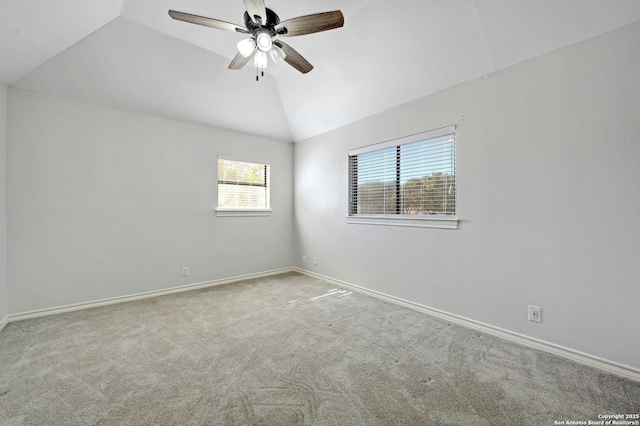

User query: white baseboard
[6,267,295,323]
[294,268,640,383]
[4,266,639,383]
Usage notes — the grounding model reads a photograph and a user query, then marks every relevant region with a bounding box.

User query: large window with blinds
[348,126,457,229]
[217,157,271,216]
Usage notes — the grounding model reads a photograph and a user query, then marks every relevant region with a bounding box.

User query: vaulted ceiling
[2,0,640,142]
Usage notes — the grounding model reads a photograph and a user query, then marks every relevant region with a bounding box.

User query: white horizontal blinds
[349,146,398,214]
[218,159,270,209]
[349,130,455,216]
[400,134,455,215]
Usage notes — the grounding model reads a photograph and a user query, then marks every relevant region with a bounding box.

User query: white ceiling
[2,0,640,141]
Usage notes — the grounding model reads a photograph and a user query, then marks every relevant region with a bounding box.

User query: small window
[348,126,457,229]
[217,157,271,216]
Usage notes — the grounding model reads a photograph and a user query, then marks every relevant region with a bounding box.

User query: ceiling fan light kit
[254,50,268,70]
[237,38,256,57]
[169,0,344,80]
[256,32,273,51]
[269,45,286,65]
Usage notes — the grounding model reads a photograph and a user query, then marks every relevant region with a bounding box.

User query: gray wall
[0,82,7,322]
[294,22,640,370]
[8,88,293,314]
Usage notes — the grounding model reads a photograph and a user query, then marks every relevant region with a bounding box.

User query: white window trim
[215,208,272,217]
[347,125,458,230]
[346,215,458,229]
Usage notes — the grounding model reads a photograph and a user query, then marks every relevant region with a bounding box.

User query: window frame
[347,125,458,229]
[215,156,272,217]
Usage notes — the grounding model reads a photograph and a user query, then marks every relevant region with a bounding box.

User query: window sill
[346,215,458,229]
[216,209,272,217]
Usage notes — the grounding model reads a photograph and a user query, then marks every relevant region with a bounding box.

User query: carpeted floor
[1,272,638,425]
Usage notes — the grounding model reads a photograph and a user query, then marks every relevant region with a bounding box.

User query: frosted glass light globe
[237,38,256,57]
[256,33,273,52]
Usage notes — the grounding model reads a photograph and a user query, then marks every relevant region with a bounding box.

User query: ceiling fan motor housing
[243,8,282,37]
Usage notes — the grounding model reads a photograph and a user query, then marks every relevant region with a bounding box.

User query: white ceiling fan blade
[168,10,247,34]
[274,41,313,74]
[243,0,268,25]
[229,48,257,70]
[275,11,344,37]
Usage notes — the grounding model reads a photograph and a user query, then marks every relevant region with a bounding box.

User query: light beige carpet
[1,272,638,425]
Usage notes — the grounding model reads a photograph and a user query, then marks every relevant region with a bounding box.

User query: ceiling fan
[168,0,344,78]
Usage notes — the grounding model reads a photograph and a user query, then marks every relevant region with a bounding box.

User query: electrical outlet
[528,305,541,322]
[314,257,318,266]
[302,256,306,264]
[182,266,189,277]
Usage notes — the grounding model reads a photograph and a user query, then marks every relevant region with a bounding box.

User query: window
[348,125,457,229]
[216,157,271,216]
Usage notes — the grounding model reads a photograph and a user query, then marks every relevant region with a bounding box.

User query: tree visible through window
[218,158,270,209]
[349,130,455,216]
